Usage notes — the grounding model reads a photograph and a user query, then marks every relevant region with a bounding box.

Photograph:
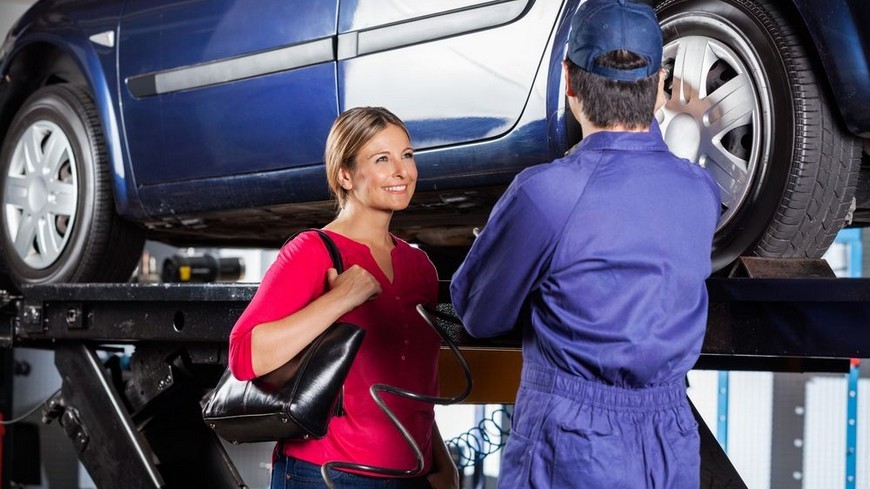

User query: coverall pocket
[551,423,631,488]
[665,404,700,455]
[661,408,701,488]
[510,386,550,440]
[498,429,536,489]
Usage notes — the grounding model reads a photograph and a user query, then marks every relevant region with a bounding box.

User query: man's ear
[562,60,576,97]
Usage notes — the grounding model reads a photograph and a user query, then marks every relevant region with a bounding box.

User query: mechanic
[450,0,720,487]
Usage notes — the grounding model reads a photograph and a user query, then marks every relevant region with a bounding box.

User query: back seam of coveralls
[547,151,608,274]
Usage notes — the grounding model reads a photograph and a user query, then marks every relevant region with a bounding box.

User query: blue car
[0,0,867,288]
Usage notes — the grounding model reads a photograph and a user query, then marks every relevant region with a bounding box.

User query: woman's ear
[338,166,353,191]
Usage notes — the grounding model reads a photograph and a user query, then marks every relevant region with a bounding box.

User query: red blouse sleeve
[409,244,440,307]
[228,232,333,380]
[422,251,439,307]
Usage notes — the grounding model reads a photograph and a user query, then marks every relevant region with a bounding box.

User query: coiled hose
[320,304,473,487]
[445,407,511,469]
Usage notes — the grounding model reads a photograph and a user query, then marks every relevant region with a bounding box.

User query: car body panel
[337,0,549,150]
[0,0,145,217]
[130,0,566,220]
[134,0,574,226]
[0,0,867,238]
[117,0,339,185]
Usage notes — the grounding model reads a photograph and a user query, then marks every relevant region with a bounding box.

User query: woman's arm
[250,264,380,377]
[427,422,459,489]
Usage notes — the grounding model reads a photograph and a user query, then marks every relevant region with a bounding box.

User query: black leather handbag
[201,230,365,444]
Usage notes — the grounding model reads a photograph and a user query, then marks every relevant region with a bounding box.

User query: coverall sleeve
[450,172,560,338]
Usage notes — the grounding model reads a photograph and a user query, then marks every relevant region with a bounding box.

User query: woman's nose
[393,158,410,178]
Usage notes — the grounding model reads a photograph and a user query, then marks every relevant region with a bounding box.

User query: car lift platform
[2,271,869,488]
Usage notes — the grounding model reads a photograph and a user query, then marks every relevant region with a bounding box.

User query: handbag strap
[284,229,343,273]
[284,228,349,419]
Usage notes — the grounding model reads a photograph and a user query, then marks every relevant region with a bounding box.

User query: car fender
[0,2,146,219]
[777,0,868,137]
[544,0,870,142]
[544,0,580,158]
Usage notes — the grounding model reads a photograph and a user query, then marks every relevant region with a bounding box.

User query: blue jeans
[271,453,431,489]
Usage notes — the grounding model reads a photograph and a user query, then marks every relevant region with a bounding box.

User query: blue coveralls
[450,123,720,488]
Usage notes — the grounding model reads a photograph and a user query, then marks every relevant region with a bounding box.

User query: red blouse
[228,230,441,474]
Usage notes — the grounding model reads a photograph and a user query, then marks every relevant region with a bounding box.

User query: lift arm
[2,276,869,488]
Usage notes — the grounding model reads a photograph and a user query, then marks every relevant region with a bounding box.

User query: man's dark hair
[566,49,659,130]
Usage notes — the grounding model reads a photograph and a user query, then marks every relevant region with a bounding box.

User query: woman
[228,107,458,489]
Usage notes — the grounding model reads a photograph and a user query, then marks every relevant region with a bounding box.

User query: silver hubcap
[657,16,771,232]
[4,120,78,269]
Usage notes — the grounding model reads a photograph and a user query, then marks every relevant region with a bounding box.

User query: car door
[336,0,557,156]
[117,0,339,186]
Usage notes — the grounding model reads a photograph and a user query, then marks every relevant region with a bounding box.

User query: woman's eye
[403,152,414,159]
[376,155,388,163]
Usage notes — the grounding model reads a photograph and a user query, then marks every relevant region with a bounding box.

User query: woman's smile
[341,123,418,212]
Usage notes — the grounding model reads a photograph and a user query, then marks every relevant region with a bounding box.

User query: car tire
[655,0,862,272]
[0,84,144,290]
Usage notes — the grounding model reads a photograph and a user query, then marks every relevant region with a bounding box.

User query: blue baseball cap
[567,0,663,82]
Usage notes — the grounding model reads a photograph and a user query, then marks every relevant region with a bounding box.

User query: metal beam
[13,278,870,361]
[8,277,870,488]
[51,343,245,488]
[694,399,748,489]
[52,344,164,488]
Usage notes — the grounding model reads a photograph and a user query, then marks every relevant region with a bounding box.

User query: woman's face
[341,123,417,212]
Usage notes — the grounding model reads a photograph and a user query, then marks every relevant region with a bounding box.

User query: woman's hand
[327,265,381,308]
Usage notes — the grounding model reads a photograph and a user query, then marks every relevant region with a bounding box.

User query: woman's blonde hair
[325,107,410,208]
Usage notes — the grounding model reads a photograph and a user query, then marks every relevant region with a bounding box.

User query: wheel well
[0,43,86,145]
[653,0,846,131]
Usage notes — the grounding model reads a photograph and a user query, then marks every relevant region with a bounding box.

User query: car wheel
[656,0,862,272]
[0,84,144,289]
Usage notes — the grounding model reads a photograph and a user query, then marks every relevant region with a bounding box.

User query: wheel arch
[654,0,863,269]
[645,0,869,139]
[0,44,84,150]
[543,0,582,158]
[781,0,870,139]
[0,36,142,221]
